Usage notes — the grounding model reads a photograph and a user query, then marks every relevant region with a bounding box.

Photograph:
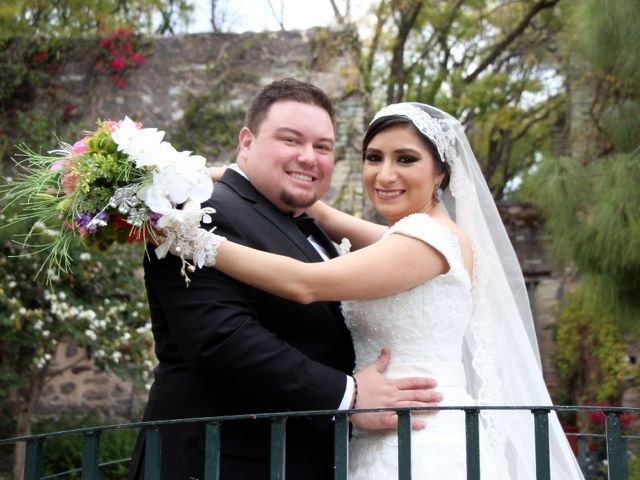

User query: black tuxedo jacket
[128,169,355,480]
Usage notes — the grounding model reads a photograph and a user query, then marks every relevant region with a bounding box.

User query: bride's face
[363,124,444,225]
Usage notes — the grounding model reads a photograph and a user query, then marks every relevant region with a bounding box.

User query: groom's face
[238,100,335,216]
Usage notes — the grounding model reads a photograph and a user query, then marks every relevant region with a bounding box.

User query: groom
[128,78,440,480]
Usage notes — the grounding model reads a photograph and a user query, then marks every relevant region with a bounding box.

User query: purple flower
[76,211,109,234]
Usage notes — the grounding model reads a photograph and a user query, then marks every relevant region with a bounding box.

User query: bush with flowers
[1,116,220,285]
[0,196,153,448]
[94,26,147,89]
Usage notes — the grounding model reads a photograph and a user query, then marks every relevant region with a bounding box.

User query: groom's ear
[238,127,254,155]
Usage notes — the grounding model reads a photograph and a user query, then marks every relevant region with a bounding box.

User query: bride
[182,103,584,478]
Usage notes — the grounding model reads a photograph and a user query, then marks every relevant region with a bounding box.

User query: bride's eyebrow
[364,147,422,156]
[393,148,422,156]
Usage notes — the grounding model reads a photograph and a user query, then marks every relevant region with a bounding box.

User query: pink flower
[104,118,142,132]
[100,38,112,49]
[50,159,79,195]
[110,75,126,89]
[34,51,49,63]
[110,57,126,71]
[95,59,104,69]
[103,120,123,131]
[123,41,131,53]
[64,103,76,117]
[71,136,89,155]
[129,53,146,65]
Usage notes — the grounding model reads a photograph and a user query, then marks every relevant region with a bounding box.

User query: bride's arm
[307,201,387,250]
[214,233,448,303]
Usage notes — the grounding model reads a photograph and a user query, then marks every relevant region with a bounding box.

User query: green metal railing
[1,405,638,479]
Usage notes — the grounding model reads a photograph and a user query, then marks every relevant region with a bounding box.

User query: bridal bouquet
[2,117,217,284]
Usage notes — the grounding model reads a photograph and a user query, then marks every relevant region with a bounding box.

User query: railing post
[465,409,481,480]
[204,421,221,480]
[577,435,588,475]
[532,409,550,480]
[605,411,628,480]
[143,427,162,480]
[24,437,44,480]
[397,410,412,480]
[81,430,101,480]
[270,417,287,480]
[334,414,349,480]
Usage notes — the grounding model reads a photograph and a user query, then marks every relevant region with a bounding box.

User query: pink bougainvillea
[95,26,146,89]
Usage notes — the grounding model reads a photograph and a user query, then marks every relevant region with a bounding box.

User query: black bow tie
[292,215,316,237]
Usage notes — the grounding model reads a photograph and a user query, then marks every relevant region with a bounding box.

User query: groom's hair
[244,78,335,134]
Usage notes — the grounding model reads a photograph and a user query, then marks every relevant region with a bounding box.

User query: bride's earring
[433,185,443,203]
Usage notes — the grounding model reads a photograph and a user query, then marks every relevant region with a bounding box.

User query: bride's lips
[375,188,404,199]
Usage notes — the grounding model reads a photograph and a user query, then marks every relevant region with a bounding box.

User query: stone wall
[38,338,145,421]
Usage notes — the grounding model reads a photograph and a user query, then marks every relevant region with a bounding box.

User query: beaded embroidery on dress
[343,213,505,479]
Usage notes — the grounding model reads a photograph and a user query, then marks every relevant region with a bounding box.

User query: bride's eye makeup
[364,152,382,163]
[398,155,419,164]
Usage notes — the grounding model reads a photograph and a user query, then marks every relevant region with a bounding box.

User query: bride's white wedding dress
[343,213,508,479]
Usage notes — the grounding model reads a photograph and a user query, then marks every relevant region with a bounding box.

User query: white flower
[84,329,97,341]
[80,252,92,261]
[111,116,165,168]
[337,237,352,256]
[140,161,213,211]
[154,141,192,170]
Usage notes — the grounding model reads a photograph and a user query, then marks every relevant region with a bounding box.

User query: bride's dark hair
[362,116,451,190]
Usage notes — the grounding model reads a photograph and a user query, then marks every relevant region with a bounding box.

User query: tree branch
[265,0,286,31]
[328,0,346,24]
[464,0,559,84]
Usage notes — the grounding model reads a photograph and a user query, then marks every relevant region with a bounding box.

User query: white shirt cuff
[338,375,355,411]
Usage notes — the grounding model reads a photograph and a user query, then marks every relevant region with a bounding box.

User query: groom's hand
[350,348,442,430]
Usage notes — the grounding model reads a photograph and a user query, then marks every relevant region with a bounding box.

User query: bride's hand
[208,165,228,182]
[349,348,442,430]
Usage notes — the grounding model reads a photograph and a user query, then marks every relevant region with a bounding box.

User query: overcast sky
[187,0,373,33]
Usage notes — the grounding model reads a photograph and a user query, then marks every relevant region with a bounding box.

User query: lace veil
[371,103,583,478]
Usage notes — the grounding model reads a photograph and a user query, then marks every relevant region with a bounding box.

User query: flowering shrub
[0,198,153,439]
[94,26,146,89]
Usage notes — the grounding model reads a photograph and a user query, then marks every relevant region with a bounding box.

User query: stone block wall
[38,338,144,421]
